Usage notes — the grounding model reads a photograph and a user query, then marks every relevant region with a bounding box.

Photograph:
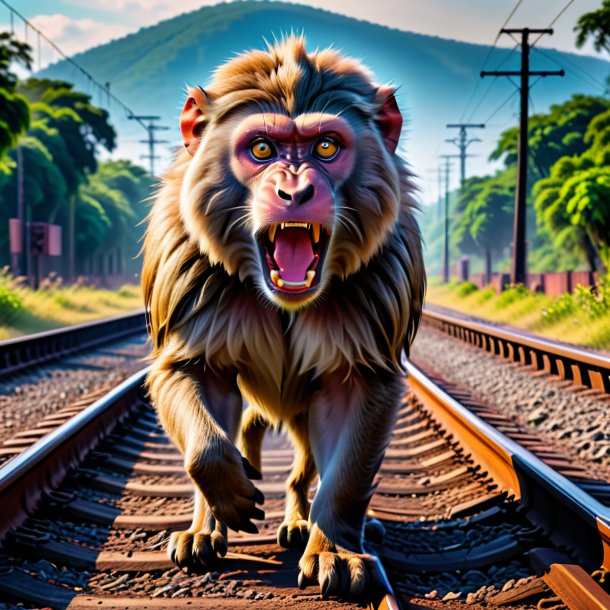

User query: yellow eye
[314,138,339,159]
[251,140,274,160]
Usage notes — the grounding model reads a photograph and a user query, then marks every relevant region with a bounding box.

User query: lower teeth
[270,270,316,289]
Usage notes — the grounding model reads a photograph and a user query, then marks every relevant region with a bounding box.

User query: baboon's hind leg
[278,411,317,549]
[238,405,268,475]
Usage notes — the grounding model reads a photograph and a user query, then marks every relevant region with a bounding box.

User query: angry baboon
[143,35,425,601]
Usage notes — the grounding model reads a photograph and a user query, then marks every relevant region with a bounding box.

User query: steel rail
[0,309,147,377]
[0,367,149,539]
[422,307,610,394]
[406,361,610,608]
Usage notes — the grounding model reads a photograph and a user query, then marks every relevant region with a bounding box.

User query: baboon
[142,35,425,601]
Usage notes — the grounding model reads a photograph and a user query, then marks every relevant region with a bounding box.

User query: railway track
[0,311,146,378]
[1,351,609,609]
[422,307,610,397]
[0,311,149,467]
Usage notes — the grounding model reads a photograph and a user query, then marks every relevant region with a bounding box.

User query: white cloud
[27,14,132,63]
[64,0,223,20]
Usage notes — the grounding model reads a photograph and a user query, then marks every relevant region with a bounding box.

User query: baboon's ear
[180,86,211,155]
[375,86,402,154]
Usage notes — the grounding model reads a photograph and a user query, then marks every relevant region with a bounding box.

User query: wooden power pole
[481,28,563,285]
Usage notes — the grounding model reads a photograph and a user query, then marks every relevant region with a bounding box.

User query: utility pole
[427,166,443,222]
[445,123,485,186]
[440,155,459,283]
[128,115,170,176]
[481,28,564,285]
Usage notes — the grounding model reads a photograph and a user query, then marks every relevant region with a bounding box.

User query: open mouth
[258,221,331,294]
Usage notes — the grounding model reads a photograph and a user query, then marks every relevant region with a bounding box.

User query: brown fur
[142,36,425,601]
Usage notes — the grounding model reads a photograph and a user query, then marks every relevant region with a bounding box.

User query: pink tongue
[273,228,314,283]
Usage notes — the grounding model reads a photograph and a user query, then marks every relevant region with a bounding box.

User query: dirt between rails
[0,334,150,449]
[411,325,610,482]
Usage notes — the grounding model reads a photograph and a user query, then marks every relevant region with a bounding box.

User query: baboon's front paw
[188,447,265,534]
[298,550,384,600]
[277,519,309,549]
[168,530,227,570]
[206,480,265,534]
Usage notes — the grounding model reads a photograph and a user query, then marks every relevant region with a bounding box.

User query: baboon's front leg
[298,371,403,601]
[147,359,265,553]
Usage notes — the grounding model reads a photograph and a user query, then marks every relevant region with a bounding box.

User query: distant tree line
[0,33,153,281]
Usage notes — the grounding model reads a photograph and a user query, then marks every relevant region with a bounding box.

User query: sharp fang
[305,270,316,288]
[280,222,285,230]
[268,224,277,242]
[270,270,281,287]
[312,223,320,244]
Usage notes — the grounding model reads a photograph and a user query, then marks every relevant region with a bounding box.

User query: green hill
[41,1,610,185]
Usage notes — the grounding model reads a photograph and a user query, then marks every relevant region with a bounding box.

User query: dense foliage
[0,32,31,165]
[422,92,610,277]
[0,34,153,280]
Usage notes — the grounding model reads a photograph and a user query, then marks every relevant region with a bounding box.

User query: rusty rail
[407,362,610,609]
[422,307,610,394]
[0,309,147,377]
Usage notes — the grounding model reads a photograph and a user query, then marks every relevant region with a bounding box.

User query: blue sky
[1,0,607,200]
[1,0,602,63]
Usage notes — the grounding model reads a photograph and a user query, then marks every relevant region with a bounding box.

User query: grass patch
[426,278,610,352]
[0,271,143,340]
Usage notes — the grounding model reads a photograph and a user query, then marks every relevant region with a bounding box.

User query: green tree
[575,0,610,54]
[17,78,117,279]
[0,33,32,163]
[534,108,610,271]
[454,169,515,282]
[491,95,610,181]
[74,160,153,277]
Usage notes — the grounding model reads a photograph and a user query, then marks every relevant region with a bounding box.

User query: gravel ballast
[0,334,150,446]
[411,324,610,479]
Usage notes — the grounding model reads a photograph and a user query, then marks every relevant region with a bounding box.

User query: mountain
[40,0,610,194]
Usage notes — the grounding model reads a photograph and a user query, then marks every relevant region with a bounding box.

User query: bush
[495,284,531,309]
[0,280,24,325]
[540,279,610,324]
[477,287,496,303]
[541,292,577,324]
[53,289,93,313]
[455,281,479,297]
[118,284,138,298]
[573,280,610,319]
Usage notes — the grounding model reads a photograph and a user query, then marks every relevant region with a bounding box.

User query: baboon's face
[179,73,403,311]
[227,111,359,309]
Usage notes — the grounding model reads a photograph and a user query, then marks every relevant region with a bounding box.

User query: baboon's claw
[242,456,263,480]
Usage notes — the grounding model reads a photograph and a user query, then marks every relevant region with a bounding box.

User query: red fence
[468,271,599,297]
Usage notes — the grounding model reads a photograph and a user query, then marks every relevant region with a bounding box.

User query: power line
[445,123,485,185]
[467,43,519,122]
[482,0,525,71]
[130,115,170,177]
[439,154,460,284]
[484,88,520,124]
[531,0,576,47]
[0,0,149,133]
[532,46,607,93]
[460,0,524,121]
